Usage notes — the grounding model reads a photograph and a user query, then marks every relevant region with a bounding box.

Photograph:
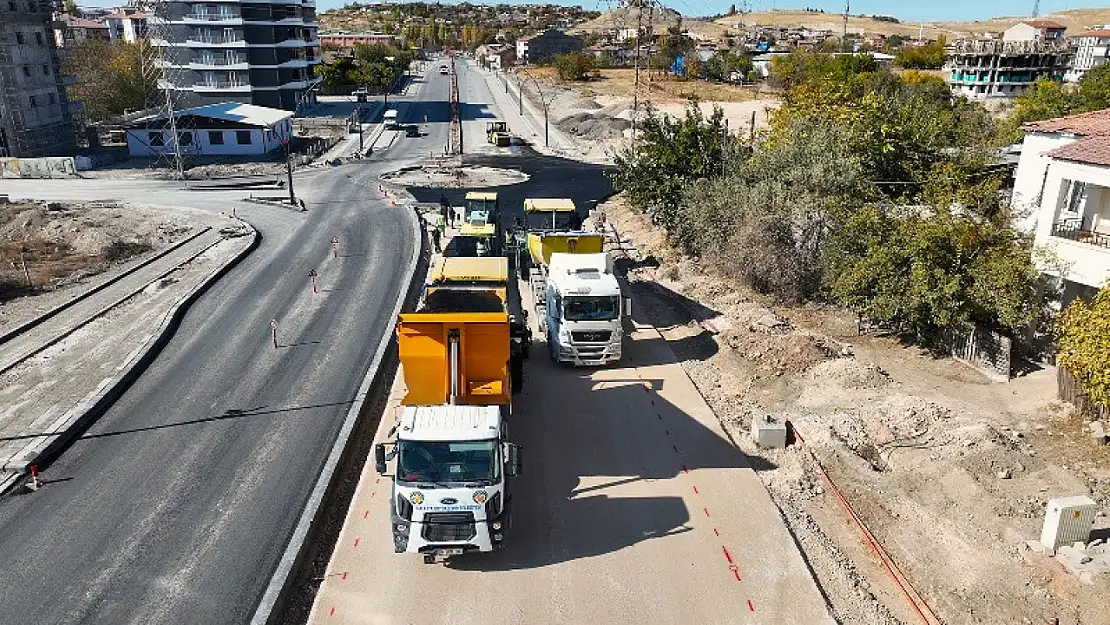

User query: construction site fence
[0,157,78,179]
[859,316,1013,379]
[1057,366,1110,422]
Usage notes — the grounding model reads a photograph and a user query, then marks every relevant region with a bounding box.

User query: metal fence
[1058,366,1110,421]
[939,324,1013,379]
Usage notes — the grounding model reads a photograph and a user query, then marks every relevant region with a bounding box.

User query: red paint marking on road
[713,527,720,537]
[375,478,381,484]
[704,507,711,518]
[722,545,734,564]
[329,607,336,617]
[665,429,671,436]
[731,566,742,582]
[353,537,360,547]
[657,413,663,420]
[363,510,370,519]
[682,464,689,474]
[370,491,376,499]
[672,444,679,453]
[747,599,755,611]
[692,485,699,494]
[341,571,348,580]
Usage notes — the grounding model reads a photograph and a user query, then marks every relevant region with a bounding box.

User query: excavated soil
[598,193,1110,625]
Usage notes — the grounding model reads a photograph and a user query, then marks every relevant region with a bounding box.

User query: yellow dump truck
[381,308,521,561]
[523,198,580,232]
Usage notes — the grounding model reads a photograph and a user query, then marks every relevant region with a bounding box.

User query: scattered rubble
[599,193,1110,625]
[380,164,528,188]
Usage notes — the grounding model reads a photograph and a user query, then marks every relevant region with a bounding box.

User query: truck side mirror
[374,443,387,475]
[623,298,632,317]
[505,443,522,477]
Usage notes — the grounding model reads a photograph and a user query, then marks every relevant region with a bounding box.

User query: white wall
[1012,131,1077,232]
[1033,159,1110,289]
[127,120,292,157]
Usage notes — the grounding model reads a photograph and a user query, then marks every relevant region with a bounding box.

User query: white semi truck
[544,251,628,366]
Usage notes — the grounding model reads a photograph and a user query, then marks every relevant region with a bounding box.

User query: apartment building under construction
[0,0,76,157]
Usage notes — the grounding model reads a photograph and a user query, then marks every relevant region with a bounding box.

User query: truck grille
[571,330,612,343]
[422,512,476,542]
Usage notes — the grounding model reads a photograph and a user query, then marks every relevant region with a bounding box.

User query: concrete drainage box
[1041,495,1098,552]
[751,415,787,449]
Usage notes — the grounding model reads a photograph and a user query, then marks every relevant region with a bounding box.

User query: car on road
[405,124,421,137]
[439,64,448,75]
[352,88,368,102]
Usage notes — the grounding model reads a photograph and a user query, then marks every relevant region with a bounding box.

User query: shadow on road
[448,332,773,571]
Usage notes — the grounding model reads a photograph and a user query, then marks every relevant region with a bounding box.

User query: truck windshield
[397,439,500,485]
[563,295,619,321]
[526,211,577,231]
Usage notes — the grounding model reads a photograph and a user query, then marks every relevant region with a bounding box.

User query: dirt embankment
[0,201,190,302]
[599,194,1110,625]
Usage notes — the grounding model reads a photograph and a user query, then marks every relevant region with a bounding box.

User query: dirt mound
[809,358,892,390]
[557,112,631,141]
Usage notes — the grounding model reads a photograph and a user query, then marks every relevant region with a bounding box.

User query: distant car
[439,65,448,75]
[352,88,368,102]
[405,125,420,137]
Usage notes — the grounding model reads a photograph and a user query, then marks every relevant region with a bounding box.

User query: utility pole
[842,0,850,53]
[284,138,295,206]
[356,106,363,153]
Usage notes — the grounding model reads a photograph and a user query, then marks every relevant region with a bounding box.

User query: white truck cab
[383,109,399,129]
[376,405,520,563]
[545,252,627,366]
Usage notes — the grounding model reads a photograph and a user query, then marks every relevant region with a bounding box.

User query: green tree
[315,56,357,88]
[1001,79,1074,143]
[769,52,878,89]
[612,103,730,250]
[554,52,597,81]
[1056,286,1110,410]
[1076,64,1110,111]
[62,0,79,16]
[61,39,159,122]
[895,41,947,69]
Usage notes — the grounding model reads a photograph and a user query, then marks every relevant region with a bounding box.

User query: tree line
[613,54,1045,343]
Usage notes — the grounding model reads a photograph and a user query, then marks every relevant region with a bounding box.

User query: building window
[28,1,36,10]
[7,2,15,10]
[149,131,164,147]
[48,93,55,104]
[42,65,49,75]
[35,31,43,45]
[209,130,224,145]
[15,32,24,44]
[28,95,36,108]
[22,66,30,77]
[236,130,251,145]
[178,131,193,146]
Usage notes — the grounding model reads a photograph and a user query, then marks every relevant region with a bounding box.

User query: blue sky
[75,0,1110,23]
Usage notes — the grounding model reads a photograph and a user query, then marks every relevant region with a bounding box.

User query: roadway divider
[0,227,213,348]
[250,201,428,625]
[0,221,261,492]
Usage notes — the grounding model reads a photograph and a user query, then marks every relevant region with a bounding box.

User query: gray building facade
[154,0,322,111]
[0,0,76,157]
[516,29,583,64]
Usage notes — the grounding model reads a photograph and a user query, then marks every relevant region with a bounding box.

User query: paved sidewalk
[0,216,254,488]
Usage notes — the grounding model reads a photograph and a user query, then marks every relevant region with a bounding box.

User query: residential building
[1016,109,1110,304]
[52,13,110,47]
[124,101,291,157]
[946,38,1070,100]
[1066,28,1110,83]
[0,1,77,157]
[475,43,514,70]
[104,7,150,42]
[318,32,396,49]
[515,29,582,64]
[152,0,322,111]
[1003,19,1067,44]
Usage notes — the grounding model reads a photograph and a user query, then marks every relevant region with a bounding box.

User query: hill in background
[714,7,1110,39]
[572,5,730,40]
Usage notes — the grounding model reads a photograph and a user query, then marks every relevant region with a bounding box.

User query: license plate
[436,548,464,556]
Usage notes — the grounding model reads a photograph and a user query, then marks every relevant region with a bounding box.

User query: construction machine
[485,120,511,147]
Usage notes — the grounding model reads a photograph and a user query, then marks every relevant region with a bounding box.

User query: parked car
[405,125,420,137]
[352,88,368,102]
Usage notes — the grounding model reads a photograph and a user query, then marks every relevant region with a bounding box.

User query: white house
[1018,109,1110,304]
[103,9,150,43]
[1003,19,1067,43]
[125,102,293,158]
[1066,28,1110,83]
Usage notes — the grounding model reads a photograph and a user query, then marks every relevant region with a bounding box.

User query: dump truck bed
[397,312,511,407]
[526,232,605,267]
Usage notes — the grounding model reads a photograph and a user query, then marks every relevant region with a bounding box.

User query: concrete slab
[307,281,835,624]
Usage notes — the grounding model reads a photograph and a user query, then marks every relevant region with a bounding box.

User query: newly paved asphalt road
[0,69,449,624]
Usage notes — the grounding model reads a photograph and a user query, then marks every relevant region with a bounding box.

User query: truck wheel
[511,356,524,394]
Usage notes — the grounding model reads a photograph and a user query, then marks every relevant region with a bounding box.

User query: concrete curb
[250,202,426,625]
[0,227,213,347]
[0,222,261,492]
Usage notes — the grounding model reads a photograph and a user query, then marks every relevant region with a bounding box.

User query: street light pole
[284,138,295,205]
[356,105,363,153]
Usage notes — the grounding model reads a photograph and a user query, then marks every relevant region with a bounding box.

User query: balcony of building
[1036,175,1110,290]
